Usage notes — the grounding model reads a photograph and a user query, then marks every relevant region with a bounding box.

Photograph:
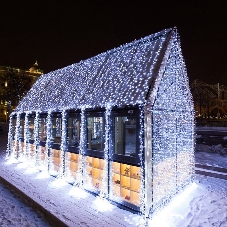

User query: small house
[7,28,194,217]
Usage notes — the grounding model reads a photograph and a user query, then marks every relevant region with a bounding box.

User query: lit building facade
[191,80,227,118]
[7,28,194,217]
[0,61,43,121]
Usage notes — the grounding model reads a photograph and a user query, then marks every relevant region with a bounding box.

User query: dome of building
[29,60,39,73]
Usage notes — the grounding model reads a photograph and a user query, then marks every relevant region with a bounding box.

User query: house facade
[7,28,194,217]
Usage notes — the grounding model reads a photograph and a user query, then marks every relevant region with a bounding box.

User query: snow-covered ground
[195,144,227,168]
[0,134,51,227]
[0,179,51,227]
[0,133,227,227]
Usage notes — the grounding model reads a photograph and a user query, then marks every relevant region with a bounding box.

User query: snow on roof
[15,28,174,113]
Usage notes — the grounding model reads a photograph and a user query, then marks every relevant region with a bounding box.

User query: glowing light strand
[6,115,13,159]
[138,104,146,217]
[33,111,40,166]
[6,28,194,216]
[59,109,67,178]
[149,29,194,214]
[74,106,86,187]
[99,104,111,199]
[14,29,171,113]
[24,112,30,160]
[44,110,52,170]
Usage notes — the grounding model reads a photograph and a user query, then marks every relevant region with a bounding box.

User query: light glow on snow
[148,183,198,227]
[48,178,68,188]
[124,215,145,227]
[92,197,114,212]
[23,167,39,174]
[5,157,18,165]
[16,162,30,169]
[68,186,88,199]
[36,171,51,179]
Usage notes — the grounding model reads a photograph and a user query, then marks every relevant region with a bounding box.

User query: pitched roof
[15,28,174,113]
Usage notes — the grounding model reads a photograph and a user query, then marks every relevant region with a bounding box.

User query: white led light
[6,28,194,218]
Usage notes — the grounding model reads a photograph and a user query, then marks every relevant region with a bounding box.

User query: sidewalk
[0,149,141,227]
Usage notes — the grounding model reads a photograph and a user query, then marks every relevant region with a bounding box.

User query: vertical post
[59,109,67,178]
[24,112,29,160]
[44,110,52,171]
[6,114,13,158]
[75,106,86,187]
[99,105,111,199]
[34,111,40,166]
[144,104,152,218]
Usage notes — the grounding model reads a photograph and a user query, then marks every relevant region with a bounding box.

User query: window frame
[111,107,141,166]
[39,113,48,147]
[19,113,26,142]
[85,110,105,159]
[27,113,36,143]
[49,112,62,150]
[67,110,81,154]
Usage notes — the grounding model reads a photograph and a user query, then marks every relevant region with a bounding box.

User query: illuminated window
[51,113,62,144]
[112,109,139,157]
[39,114,47,142]
[67,112,80,148]
[12,115,17,138]
[19,114,25,138]
[86,111,104,152]
[28,114,35,140]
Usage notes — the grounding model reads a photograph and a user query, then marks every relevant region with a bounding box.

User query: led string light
[6,28,194,216]
[24,112,30,160]
[59,109,67,178]
[6,115,13,159]
[18,113,25,158]
[44,110,52,170]
[14,29,172,113]
[13,113,21,159]
[149,29,194,214]
[64,110,72,182]
[138,104,146,217]
[74,106,86,188]
[33,111,40,166]
[99,104,111,199]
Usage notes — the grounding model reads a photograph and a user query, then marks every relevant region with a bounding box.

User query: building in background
[0,61,43,122]
[191,80,227,118]
[191,80,227,127]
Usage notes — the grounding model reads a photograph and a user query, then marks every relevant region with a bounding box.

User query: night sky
[1,1,226,86]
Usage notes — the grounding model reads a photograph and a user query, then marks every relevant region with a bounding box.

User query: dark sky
[1,1,226,85]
